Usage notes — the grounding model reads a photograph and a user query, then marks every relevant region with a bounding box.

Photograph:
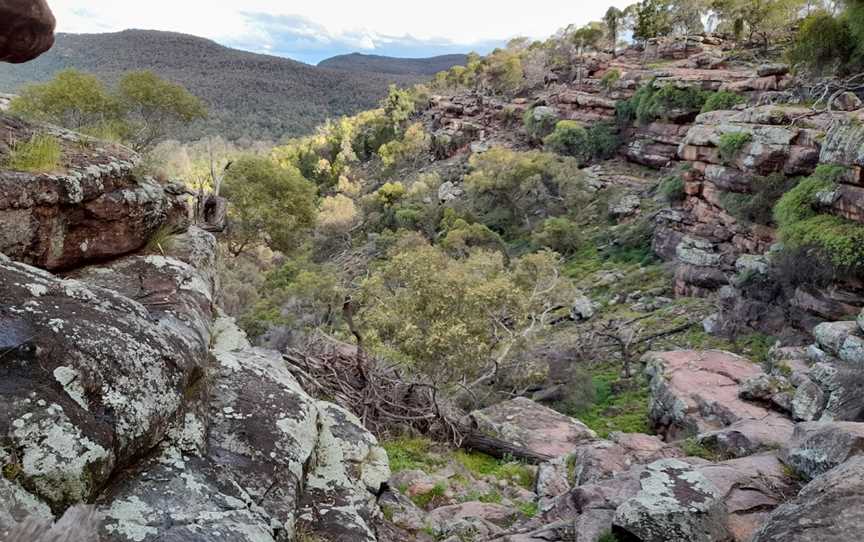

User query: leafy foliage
[701,91,745,113]
[464,148,588,236]
[617,81,709,125]
[543,121,621,165]
[718,131,753,164]
[532,217,583,256]
[222,157,317,255]
[720,174,798,226]
[523,106,560,140]
[658,175,686,204]
[10,68,205,151]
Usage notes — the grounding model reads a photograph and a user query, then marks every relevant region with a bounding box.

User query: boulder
[0,119,189,271]
[753,455,864,542]
[698,417,795,458]
[0,0,55,63]
[612,459,731,542]
[0,232,214,510]
[469,398,596,458]
[782,421,864,480]
[833,91,862,112]
[756,64,790,77]
[644,350,782,440]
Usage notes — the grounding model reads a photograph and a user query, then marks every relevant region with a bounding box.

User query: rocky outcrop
[0,0,56,63]
[644,350,793,448]
[469,397,596,458]
[753,455,864,542]
[782,421,864,480]
[0,116,190,271]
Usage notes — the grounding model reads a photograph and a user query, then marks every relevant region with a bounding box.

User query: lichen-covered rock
[753,455,864,542]
[698,417,794,459]
[782,421,864,480]
[469,397,596,458]
[0,244,212,510]
[612,459,731,542]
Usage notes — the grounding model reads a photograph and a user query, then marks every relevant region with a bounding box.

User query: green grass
[460,490,503,504]
[411,481,448,509]
[454,451,535,490]
[680,438,725,461]
[563,367,651,438]
[598,531,622,542]
[518,501,540,518]
[718,131,752,164]
[4,134,62,172]
[145,225,178,255]
[382,437,445,473]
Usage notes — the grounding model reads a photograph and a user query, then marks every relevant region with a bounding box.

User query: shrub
[375,182,407,207]
[774,165,846,228]
[718,132,753,164]
[601,69,621,92]
[658,175,686,203]
[789,11,858,75]
[378,122,430,170]
[543,121,620,165]
[720,174,799,226]
[441,219,507,259]
[617,81,709,125]
[4,134,62,172]
[781,214,864,269]
[532,217,583,256]
[523,106,559,140]
[701,91,745,113]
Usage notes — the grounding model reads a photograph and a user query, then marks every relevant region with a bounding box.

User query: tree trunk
[460,431,554,464]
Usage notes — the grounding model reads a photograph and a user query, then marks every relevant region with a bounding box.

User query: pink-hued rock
[644,350,780,440]
[469,397,596,458]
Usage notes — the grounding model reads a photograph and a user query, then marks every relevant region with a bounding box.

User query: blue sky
[51,1,632,64]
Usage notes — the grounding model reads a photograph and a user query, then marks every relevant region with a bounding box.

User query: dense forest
[318,53,469,76]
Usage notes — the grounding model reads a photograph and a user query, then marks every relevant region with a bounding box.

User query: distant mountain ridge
[318,52,468,76]
[0,30,425,141]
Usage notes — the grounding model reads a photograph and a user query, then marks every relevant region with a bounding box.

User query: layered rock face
[0,119,390,542]
[0,116,190,271]
[0,0,56,63]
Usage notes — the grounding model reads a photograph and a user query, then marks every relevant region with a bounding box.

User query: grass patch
[460,490,503,504]
[518,501,540,518]
[4,133,62,172]
[562,367,651,438]
[145,225,178,255]
[718,131,752,164]
[454,451,535,490]
[680,438,725,461]
[382,437,445,473]
[701,91,745,113]
[598,531,622,542]
[411,481,448,509]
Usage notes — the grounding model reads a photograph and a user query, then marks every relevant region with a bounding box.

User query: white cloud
[48,0,633,62]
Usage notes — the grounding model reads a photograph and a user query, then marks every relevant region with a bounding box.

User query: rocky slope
[0,113,390,542]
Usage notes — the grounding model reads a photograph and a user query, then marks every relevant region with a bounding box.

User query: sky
[49,0,633,64]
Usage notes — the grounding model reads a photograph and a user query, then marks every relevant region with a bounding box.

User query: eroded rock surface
[0,0,56,63]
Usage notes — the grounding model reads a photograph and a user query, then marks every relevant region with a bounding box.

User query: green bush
[543,120,620,165]
[532,217,583,256]
[4,134,62,172]
[720,174,799,226]
[789,11,858,75]
[523,106,559,140]
[617,81,709,125]
[601,69,621,92]
[701,91,745,113]
[718,132,753,164]
[658,175,686,203]
[774,165,846,228]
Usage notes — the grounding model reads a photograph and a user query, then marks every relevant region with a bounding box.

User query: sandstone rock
[609,194,641,219]
[833,91,862,112]
[644,350,778,440]
[0,242,214,510]
[613,459,730,542]
[0,0,55,63]
[756,64,790,77]
[378,490,426,532]
[783,421,864,480]
[438,181,464,202]
[698,417,795,458]
[426,502,517,534]
[675,236,722,267]
[753,455,864,542]
[469,398,596,458]
[571,295,596,321]
[0,120,188,271]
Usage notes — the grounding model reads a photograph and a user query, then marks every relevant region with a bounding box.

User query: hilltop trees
[10,69,205,151]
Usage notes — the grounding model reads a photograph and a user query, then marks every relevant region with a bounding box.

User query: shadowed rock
[0,0,56,63]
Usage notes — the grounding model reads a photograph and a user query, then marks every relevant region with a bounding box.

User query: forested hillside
[0,30,423,141]
[318,52,468,75]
